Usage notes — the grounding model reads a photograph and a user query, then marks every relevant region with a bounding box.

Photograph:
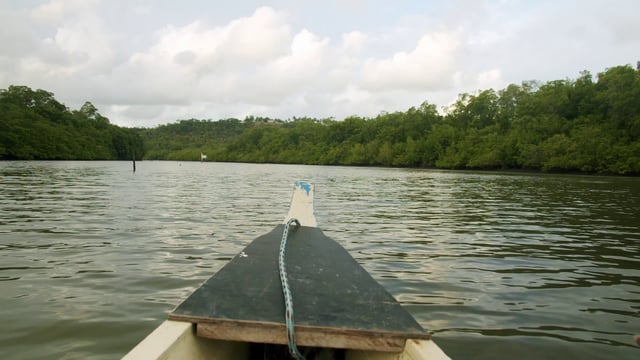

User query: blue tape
[294,181,311,196]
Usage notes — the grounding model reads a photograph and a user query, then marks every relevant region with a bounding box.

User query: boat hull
[122,182,450,359]
[122,320,450,360]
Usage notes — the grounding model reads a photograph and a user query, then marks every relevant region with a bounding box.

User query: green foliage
[3,63,639,175]
[0,86,144,160]
[138,64,640,175]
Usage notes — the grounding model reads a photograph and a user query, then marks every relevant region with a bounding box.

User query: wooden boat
[123,182,450,359]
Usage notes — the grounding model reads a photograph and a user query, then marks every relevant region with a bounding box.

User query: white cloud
[103,7,295,108]
[0,1,639,127]
[137,8,290,75]
[258,29,331,90]
[362,31,462,92]
[30,0,114,73]
[475,69,504,90]
[341,31,368,52]
[30,0,99,24]
[332,85,371,108]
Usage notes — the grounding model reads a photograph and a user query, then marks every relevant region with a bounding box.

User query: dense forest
[0,86,144,160]
[142,64,640,175]
[2,64,639,174]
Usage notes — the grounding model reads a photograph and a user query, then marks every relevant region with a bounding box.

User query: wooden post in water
[132,151,136,173]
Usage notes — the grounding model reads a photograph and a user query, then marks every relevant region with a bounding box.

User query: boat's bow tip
[293,181,313,195]
[285,181,317,227]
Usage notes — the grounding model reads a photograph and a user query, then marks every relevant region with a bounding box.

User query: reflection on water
[318,171,640,359]
[0,161,639,359]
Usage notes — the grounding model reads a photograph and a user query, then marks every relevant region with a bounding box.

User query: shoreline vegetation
[1,64,639,175]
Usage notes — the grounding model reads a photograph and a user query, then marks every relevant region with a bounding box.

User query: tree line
[2,63,639,174]
[0,86,144,160]
[142,64,640,175]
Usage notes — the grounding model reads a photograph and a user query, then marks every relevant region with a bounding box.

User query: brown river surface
[0,161,638,359]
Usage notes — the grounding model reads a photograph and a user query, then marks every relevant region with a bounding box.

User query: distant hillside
[0,86,144,160]
[2,63,639,175]
[140,64,640,175]
[138,117,256,160]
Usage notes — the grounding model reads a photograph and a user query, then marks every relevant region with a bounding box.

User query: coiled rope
[278,218,305,360]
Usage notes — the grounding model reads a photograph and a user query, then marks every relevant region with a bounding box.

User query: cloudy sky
[1,0,639,127]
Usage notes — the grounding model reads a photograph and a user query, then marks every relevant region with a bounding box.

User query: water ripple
[1,162,639,359]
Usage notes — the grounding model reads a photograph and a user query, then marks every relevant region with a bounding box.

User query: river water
[0,161,638,359]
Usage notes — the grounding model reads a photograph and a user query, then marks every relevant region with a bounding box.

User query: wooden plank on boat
[169,225,430,352]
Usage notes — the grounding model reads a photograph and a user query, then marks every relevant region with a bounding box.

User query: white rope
[278,218,305,360]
